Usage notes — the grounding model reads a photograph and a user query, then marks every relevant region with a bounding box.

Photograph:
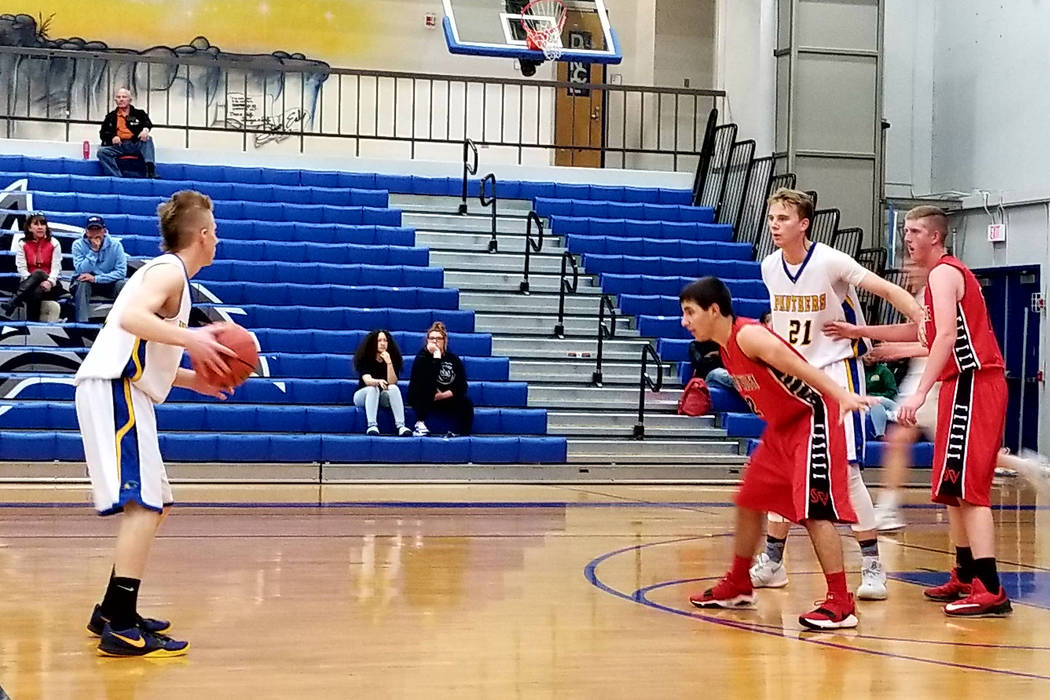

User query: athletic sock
[878,489,898,509]
[765,535,787,564]
[825,570,848,598]
[859,538,879,559]
[730,555,753,588]
[972,558,1002,595]
[956,546,975,583]
[101,576,141,631]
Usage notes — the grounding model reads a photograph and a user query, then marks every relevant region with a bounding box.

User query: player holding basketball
[681,277,875,630]
[753,189,924,601]
[827,206,1012,617]
[75,190,235,656]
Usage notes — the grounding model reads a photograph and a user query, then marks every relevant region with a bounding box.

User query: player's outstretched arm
[823,320,919,343]
[857,271,925,329]
[897,265,962,426]
[172,367,232,398]
[736,324,876,422]
[863,341,928,363]
[119,262,234,377]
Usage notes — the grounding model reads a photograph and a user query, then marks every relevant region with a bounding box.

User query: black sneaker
[397,426,413,437]
[366,425,380,436]
[97,623,188,658]
[87,603,171,637]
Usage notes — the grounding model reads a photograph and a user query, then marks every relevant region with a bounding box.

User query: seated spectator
[97,88,157,178]
[1,213,69,321]
[864,358,899,438]
[353,329,412,437]
[408,321,474,436]
[72,216,128,323]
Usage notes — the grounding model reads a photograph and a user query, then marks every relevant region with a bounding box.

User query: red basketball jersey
[719,317,839,427]
[923,255,1004,381]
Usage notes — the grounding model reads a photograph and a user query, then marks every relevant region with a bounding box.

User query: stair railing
[459,138,478,214]
[519,210,544,294]
[591,294,617,387]
[632,343,664,439]
[480,173,498,253]
[554,250,578,338]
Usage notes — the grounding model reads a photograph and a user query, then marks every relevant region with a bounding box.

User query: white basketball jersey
[75,254,191,403]
[761,242,869,369]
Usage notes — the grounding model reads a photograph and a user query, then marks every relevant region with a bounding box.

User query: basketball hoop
[521,0,566,61]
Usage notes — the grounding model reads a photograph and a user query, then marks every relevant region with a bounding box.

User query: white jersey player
[751,188,924,601]
[75,190,234,658]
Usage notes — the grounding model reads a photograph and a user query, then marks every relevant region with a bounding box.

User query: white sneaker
[857,556,888,600]
[874,504,906,532]
[413,421,429,437]
[749,552,789,588]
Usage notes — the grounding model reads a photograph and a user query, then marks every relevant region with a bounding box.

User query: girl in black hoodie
[407,321,474,436]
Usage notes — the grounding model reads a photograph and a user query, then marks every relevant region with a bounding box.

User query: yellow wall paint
[6,1,376,60]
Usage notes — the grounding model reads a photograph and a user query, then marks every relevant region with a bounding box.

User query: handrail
[479,173,498,253]
[459,138,479,215]
[632,344,665,439]
[591,294,617,387]
[519,211,544,294]
[554,250,578,338]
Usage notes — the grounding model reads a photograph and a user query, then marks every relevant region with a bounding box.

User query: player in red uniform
[680,277,875,630]
[825,206,1011,617]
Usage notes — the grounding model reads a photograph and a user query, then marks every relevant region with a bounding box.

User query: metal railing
[0,45,724,171]
[591,294,617,387]
[459,138,478,214]
[519,211,544,294]
[554,250,578,338]
[480,173,498,253]
[632,344,664,440]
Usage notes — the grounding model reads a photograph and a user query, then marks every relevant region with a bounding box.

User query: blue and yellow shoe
[97,624,189,658]
[87,605,171,637]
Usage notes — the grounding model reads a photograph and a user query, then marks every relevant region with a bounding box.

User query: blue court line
[584,537,1050,682]
[0,500,1046,510]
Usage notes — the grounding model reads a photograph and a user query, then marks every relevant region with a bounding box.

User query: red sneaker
[689,574,755,609]
[923,568,972,602]
[943,578,1012,617]
[799,591,858,630]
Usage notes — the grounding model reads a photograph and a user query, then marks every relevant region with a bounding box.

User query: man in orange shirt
[98,88,157,178]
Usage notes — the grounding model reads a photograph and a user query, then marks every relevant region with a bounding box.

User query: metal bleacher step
[510,360,678,384]
[444,270,601,293]
[566,438,743,462]
[459,292,610,315]
[491,336,652,360]
[403,212,535,234]
[390,195,533,214]
[416,230,568,254]
[547,411,709,429]
[430,250,573,274]
[525,385,681,410]
[475,313,636,337]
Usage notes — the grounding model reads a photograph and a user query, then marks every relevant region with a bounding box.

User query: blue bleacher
[551,215,734,241]
[743,437,934,468]
[191,283,458,309]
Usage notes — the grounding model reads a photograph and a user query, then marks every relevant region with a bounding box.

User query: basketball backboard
[441,0,622,64]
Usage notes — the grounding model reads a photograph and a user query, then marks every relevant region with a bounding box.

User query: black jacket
[688,340,722,378]
[99,106,153,144]
[407,349,468,407]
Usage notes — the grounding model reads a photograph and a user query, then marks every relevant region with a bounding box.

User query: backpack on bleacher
[677,377,712,417]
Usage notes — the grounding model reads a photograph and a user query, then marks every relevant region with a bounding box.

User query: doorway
[553,9,605,167]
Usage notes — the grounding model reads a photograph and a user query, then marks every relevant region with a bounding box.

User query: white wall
[714,0,776,154]
[654,0,716,89]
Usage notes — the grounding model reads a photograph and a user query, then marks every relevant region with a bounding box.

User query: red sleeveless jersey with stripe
[923,255,1004,381]
[719,317,838,426]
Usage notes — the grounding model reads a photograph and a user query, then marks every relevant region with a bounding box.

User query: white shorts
[75,377,172,515]
[821,356,866,464]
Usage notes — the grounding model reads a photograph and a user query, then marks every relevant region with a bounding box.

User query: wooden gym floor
[0,481,1047,699]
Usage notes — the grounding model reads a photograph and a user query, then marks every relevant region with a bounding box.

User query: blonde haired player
[754,189,924,600]
[75,190,234,656]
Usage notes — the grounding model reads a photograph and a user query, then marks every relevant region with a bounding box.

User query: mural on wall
[0,10,334,148]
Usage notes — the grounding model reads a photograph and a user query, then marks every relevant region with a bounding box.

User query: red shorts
[737,403,856,525]
[932,368,1007,507]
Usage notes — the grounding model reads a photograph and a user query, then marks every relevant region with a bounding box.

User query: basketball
[194,322,258,388]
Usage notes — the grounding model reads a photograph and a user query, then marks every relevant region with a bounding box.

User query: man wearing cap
[97,88,157,178]
[72,217,128,323]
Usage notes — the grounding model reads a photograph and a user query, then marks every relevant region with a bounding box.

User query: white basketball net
[522,0,566,61]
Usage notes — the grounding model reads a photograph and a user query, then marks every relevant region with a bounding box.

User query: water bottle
[82,140,90,159]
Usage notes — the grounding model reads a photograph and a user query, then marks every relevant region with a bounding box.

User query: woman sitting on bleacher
[408,321,474,437]
[1,213,69,321]
[353,329,413,437]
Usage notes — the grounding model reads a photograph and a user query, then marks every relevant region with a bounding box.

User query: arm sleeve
[825,246,869,287]
[99,113,113,143]
[72,239,89,275]
[48,244,63,284]
[140,109,153,130]
[95,241,127,284]
[452,355,469,397]
[407,352,430,406]
[880,365,898,396]
[14,243,28,279]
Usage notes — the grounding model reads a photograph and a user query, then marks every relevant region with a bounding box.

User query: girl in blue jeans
[352,329,413,436]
